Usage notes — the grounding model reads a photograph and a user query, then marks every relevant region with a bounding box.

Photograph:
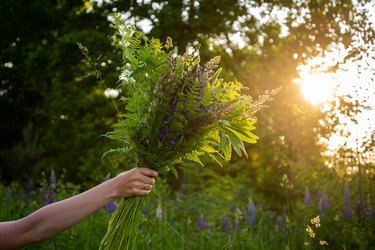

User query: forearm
[0,179,116,249]
[0,167,157,249]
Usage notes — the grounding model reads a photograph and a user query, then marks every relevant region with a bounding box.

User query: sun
[297,73,337,105]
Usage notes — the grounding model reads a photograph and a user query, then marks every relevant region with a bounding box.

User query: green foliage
[2,169,373,249]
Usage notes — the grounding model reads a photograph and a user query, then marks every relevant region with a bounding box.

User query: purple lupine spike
[167,116,173,124]
[50,170,56,186]
[318,192,329,220]
[304,186,312,205]
[343,206,352,218]
[343,181,352,218]
[367,208,374,219]
[46,186,55,205]
[27,180,34,194]
[197,214,207,230]
[247,198,256,228]
[356,201,364,218]
[223,215,231,234]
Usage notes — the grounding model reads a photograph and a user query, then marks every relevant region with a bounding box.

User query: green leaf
[226,130,248,158]
[201,145,218,153]
[219,130,228,149]
[209,153,223,167]
[101,147,132,161]
[168,166,179,179]
[224,126,257,144]
[223,140,232,161]
[186,152,204,167]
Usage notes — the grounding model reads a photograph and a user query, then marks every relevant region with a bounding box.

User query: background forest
[1,0,374,249]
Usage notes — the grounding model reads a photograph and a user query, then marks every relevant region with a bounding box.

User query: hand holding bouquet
[100,13,278,249]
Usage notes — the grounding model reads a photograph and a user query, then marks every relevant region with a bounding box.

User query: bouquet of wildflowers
[100,13,278,249]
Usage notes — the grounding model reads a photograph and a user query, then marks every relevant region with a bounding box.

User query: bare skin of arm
[0,167,158,250]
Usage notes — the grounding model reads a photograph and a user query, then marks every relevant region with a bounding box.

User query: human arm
[0,167,157,249]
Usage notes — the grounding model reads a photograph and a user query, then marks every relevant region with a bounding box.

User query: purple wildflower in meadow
[5,191,12,206]
[343,181,352,218]
[223,215,231,234]
[247,198,256,228]
[42,170,57,205]
[27,180,34,194]
[304,186,312,205]
[197,214,207,230]
[355,201,365,218]
[318,191,329,220]
[367,208,374,219]
[45,186,55,205]
[105,202,116,214]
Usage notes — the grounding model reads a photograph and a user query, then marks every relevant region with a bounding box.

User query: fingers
[143,183,153,190]
[115,167,158,198]
[132,182,152,197]
[136,167,158,177]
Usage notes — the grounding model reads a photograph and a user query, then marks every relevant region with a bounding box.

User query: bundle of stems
[100,197,145,249]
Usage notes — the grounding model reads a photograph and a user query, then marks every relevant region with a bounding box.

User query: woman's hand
[109,167,158,199]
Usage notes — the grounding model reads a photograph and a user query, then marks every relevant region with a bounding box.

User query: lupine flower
[42,170,57,205]
[197,213,207,230]
[318,191,329,220]
[105,201,116,214]
[223,215,231,234]
[304,186,312,205]
[343,181,352,218]
[166,116,173,123]
[355,201,364,218]
[247,198,256,228]
[367,208,374,219]
[27,180,34,194]
[45,186,55,205]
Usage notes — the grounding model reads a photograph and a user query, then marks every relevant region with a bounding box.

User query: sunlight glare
[299,73,337,105]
